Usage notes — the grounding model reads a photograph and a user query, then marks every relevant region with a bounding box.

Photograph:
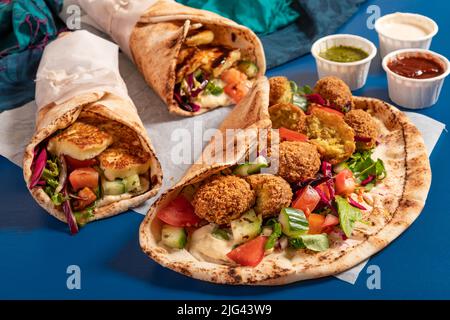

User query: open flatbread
[139,76,431,285]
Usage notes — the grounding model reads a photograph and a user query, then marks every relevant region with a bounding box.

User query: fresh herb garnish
[42,157,67,206]
[206,81,223,96]
[342,150,386,190]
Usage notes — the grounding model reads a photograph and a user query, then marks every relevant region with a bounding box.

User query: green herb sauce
[319,45,369,63]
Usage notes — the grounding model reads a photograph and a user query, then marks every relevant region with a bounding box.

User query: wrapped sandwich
[65,0,266,115]
[23,30,162,234]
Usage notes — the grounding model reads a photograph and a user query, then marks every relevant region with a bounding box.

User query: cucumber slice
[161,224,187,249]
[230,209,262,244]
[123,174,141,192]
[102,178,126,195]
[279,208,309,237]
[237,60,258,78]
[233,156,268,176]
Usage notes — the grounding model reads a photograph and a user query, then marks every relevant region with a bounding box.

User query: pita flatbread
[139,78,431,285]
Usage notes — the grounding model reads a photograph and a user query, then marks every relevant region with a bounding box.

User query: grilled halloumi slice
[176,47,223,83]
[47,122,113,160]
[98,143,152,181]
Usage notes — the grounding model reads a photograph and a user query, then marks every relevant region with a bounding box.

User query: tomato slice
[335,169,356,196]
[65,156,98,170]
[292,185,320,217]
[279,127,308,142]
[226,236,268,267]
[308,213,326,234]
[309,105,344,117]
[221,68,247,85]
[315,182,331,200]
[157,195,202,227]
[69,167,99,191]
[73,187,97,211]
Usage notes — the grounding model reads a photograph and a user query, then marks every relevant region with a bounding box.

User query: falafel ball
[269,76,292,106]
[246,174,293,218]
[344,109,379,150]
[192,175,255,225]
[277,141,321,183]
[269,103,306,133]
[306,107,355,164]
[314,76,354,111]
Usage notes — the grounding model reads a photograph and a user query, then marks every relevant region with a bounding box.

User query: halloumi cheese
[98,143,152,181]
[47,122,113,160]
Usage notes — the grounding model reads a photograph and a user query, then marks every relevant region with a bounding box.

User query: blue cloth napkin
[0,0,64,111]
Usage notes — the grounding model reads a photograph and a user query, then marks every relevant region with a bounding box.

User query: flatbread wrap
[139,76,431,285]
[23,30,162,234]
[68,0,266,116]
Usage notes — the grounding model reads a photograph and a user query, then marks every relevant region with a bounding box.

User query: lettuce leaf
[335,195,362,237]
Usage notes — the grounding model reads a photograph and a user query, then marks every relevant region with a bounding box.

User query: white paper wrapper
[36,30,130,109]
[60,0,160,59]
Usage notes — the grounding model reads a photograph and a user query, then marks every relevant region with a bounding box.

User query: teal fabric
[176,0,300,35]
[0,0,64,111]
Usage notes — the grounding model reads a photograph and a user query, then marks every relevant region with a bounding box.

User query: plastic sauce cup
[382,49,449,109]
[375,12,438,59]
[311,34,377,90]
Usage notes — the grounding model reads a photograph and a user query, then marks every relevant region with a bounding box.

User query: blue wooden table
[1,0,449,299]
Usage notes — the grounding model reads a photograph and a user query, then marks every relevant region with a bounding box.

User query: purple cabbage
[29,147,47,188]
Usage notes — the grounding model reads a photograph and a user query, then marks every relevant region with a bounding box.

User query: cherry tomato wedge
[157,195,202,227]
[69,167,99,191]
[279,127,308,142]
[309,105,344,117]
[308,213,326,234]
[65,156,98,170]
[73,187,97,211]
[292,185,320,217]
[335,169,356,196]
[226,236,268,267]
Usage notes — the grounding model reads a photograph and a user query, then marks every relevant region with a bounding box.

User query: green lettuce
[335,196,362,237]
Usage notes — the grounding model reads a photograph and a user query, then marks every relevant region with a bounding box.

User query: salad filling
[155,76,386,267]
[174,27,259,112]
[29,111,153,234]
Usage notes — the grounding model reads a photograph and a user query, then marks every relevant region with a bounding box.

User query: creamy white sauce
[195,91,232,109]
[188,224,235,265]
[379,22,429,40]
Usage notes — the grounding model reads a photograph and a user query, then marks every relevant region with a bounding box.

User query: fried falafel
[269,103,306,133]
[269,76,292,106]
[277,141,321,183]
[344,109,379,150]
[306,108,355,164]
[245,174,293,217]
[314,76,354,112]
[192,175,255,225]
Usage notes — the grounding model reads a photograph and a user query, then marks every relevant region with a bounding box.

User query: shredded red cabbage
[306,93,326,105]
[190,79,209,98]
[348,196,367,210]
[29,147,47,188]
[314,185,337,214]
[62,185,79,235]
[361,175,375,186]
[321,161,336,200]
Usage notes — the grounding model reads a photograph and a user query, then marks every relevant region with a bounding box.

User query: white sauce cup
[311,34,377,90]
[382,48,449,109]
[375,12,438,59]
